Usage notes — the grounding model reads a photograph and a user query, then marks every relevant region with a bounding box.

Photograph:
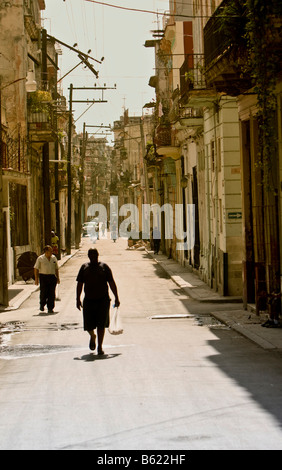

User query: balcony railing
[203,0,252,94]
[204,0,247,69]
[154,124,171,148]
[180,54,206,97]
[179,107,203,119]
[1,135,28,173]
[27,103,56,141]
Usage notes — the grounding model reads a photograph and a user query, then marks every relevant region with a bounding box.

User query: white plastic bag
[109,307,123,335]
[55,284,61,301]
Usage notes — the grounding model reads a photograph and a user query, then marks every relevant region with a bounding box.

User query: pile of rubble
[127,239,151,251]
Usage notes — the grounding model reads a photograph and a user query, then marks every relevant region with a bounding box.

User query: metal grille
[1,134,28,173]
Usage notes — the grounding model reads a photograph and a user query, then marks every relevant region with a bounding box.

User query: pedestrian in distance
[111,222,118,243]
[51,230,59,255]
[261,289,281,328]
[76,248,120,355]
[34,245,60,313]
[152,226,161,254]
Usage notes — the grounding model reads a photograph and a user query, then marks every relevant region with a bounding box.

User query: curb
[0,249,79,313]
[211,311,278,350]
[145,249,242,304]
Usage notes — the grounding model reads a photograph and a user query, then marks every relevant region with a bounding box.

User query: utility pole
[66,83,73,255]
[54,52,61,259]
[65,85,116,254]
[84,124,112,136]
[75,122,87,247]
[140,117,150,205]
[41,29,52,246]
[42,29,48,91]
[42,142,51,246]
[81,122,87,221]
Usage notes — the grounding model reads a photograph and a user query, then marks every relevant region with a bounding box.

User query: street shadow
[144,250,282,431]
[73,352,121,362]
[206,328,282,430]
[142,253,171,279]
[169,286,282,431]
[34,310,60,317]
[8,288,24,301]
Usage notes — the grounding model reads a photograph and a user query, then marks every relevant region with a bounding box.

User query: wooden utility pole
[41,29,51,247]
[42,142,51,246]
[140,117,150,205]
[54,52,61,259]
[41,29,48,91]
[66,83,73,255]
[66,85,114,254]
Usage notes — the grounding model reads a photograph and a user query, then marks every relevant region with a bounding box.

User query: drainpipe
[205,129,211,286]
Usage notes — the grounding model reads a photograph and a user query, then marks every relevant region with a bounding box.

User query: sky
[43,0,169,138]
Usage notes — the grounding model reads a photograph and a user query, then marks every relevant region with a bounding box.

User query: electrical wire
[65,1,78,43]
[81,0,91,47]
[84,0,166,16]
[83,0,240,18]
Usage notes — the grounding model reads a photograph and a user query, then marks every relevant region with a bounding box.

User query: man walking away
[34,245,60,313]
[76,248,120,355]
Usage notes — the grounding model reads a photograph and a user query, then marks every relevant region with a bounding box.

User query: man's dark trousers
[39,274,57,311]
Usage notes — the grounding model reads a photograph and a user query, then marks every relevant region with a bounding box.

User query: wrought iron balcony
[203,0,251,95]
[180,54,206,97]
[177,106,204,129]
[154,124,171,148]
[28,102,56,143]
[154,123,180,160]
[1,134,28,174]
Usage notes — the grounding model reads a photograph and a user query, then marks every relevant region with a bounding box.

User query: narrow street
[0,237,282,450]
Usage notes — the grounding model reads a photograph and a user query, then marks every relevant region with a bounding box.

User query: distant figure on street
[111,222,118,242]
[51,230,59,255]
[76,248,120,354]
[101,222,106,238]
[34,245,60,313]
[152,226,161,254]
[261,289,281,328]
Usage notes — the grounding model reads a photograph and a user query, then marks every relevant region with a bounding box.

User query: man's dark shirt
[76,262,113,300]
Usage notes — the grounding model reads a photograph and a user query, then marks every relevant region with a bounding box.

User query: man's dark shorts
[83,296,110,330]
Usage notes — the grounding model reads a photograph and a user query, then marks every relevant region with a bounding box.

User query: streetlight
[26,71,37,92]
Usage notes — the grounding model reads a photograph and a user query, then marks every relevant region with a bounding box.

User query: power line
[83,0,240,18]
[84,0,166,16]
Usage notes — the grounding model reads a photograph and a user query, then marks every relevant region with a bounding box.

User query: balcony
[203,0,252,95]
[180,54,206,95]
[179,53,217,106]
[28,103,56,143]
[174,107,204,133]
[1,134,28,175]
[154,124,171,147]
[154,124,180,160]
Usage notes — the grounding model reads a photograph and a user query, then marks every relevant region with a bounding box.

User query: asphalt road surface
[0,237,282,450]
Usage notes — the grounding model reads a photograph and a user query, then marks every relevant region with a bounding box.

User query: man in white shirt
[34,245,60,313]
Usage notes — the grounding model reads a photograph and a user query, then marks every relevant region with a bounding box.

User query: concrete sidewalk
[0,250,78,313]
[146,250,282,351]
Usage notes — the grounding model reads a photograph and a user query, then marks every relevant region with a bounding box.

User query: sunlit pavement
[0,236,282,450]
